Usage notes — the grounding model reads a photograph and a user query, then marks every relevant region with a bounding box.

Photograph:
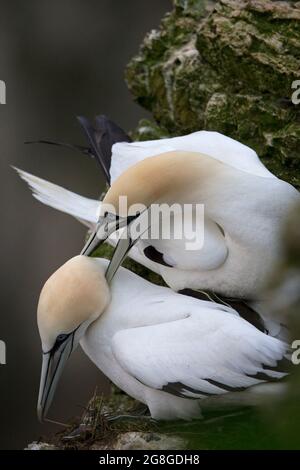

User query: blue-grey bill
[80,214,128,256]
[105,235,135,284]
[37,337,73,422]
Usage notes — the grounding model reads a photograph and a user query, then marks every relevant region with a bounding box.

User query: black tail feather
[77,114,131,185]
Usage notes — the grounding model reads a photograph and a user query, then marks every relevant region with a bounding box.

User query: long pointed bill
[105,210,150,284]
[37,335,74,422]
[105,231,135,284]
[81,213,131,256]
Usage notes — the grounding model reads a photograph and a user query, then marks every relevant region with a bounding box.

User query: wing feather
[111,309,288,399]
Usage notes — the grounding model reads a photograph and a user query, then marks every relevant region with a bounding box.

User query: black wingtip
[77,114,131,186]
[77,115,111,183]
[95,114,132,144]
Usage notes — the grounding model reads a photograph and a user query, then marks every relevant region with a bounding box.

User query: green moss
[174,0,215,19]
[130,118,170,141]
[52,391,300,449]
[126,0,300,187]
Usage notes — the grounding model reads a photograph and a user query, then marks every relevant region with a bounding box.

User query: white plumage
[37,256,290,421]
[16,130,295,422]
[79,259,290,419]
[15,130,299,299]
[13,166,99,229]
[110,131,274,181]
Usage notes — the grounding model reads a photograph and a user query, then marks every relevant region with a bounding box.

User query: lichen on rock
[126,0,300,188]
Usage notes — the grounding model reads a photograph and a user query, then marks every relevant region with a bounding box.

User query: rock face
[92,432,186,451]
[26,433,186,451]
[126,0,300,188]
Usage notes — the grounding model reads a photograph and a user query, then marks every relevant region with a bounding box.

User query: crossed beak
[81,212,144,283]
[37,334,74,422]
[80,213,129,257]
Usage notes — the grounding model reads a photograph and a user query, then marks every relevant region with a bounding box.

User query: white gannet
[82,148,299,299]
[37,256,290,422]
[15,124,299,304]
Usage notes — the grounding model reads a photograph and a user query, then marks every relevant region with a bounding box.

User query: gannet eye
[47,332,71,355]
[56,333,69,344]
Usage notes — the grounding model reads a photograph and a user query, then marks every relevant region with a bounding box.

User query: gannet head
[37,255,110,422]
[81,151,221,279]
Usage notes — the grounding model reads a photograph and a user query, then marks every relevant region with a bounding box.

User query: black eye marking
[43,324,82,355]
[56,334,69,343]
[103,211,108,218]
[50,333,70,353]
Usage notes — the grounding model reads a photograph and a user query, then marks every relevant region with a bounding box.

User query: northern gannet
[16,121,299,302]
[37,256,289,422]
[82,148,299,299]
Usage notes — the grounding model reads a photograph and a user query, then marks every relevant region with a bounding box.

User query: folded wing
[112,308,288,399]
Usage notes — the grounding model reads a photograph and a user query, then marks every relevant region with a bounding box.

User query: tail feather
[77,114,131,185]
[13,167,99,228]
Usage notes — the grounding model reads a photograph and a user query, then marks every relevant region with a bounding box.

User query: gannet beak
[81,213,129,256]
[105,210,149,283]
[105,233,135,283]
[37,335,74,422]
[81,212,142,257]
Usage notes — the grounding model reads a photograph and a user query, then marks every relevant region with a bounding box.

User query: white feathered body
[80,259,288,420]
[15,130,300,298]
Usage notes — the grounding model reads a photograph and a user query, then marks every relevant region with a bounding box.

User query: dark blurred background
[0,0,171,449]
